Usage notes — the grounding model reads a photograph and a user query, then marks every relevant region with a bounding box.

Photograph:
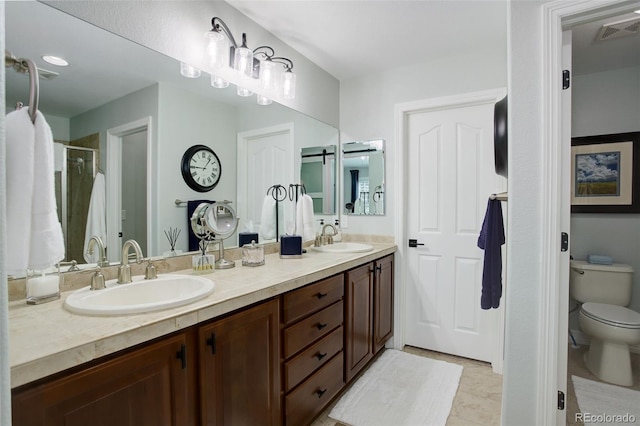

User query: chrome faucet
[117,239,143,284]
[87,236,109,267]
[320,224,337,245]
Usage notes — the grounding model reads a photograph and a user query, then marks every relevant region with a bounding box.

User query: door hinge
[557,390,565,410]
[562,70,570,90]
[561,232,569,252]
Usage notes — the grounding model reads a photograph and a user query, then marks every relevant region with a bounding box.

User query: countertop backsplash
[7,234,394,302]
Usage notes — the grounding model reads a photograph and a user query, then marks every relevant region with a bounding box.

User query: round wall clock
[181,145,221,192]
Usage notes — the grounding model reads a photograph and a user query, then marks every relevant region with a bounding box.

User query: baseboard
[569,328,640,354]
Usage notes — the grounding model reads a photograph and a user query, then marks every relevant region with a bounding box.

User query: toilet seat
[581,302,640,329]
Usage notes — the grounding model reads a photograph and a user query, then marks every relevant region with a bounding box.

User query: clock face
[181,145,221,192]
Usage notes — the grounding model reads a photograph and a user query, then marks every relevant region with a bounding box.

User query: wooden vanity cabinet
[198,298,281,426]
[282,274,345,426]
[12,331,195,426]
[345,255,394,382]
[373,254,394,354]
[344,262,375,382]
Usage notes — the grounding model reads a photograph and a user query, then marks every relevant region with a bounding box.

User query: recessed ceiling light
[635,10,640,14]
[42,55,69,67]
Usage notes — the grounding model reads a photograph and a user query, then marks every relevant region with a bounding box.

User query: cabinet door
[373,254,394,354]
[12,333,191,426]
[199,299,281,426]
[345,262,374,382]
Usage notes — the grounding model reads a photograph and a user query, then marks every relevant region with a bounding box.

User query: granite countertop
[9,242,396,388]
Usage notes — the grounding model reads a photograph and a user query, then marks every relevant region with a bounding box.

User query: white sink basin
[311,242,374,253]
[64,274,214,316]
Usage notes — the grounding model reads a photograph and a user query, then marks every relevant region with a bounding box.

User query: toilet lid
[581,302,640,329]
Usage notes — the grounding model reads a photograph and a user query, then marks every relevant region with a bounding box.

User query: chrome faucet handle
[56,260,80,272]
[144,259,157,280]
[90,269,106,290]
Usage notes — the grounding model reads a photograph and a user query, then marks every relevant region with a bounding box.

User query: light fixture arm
[253,46,275,60]
[271,56,294,72]
[211,17,238,48]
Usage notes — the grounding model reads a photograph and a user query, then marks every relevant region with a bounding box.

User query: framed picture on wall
[571,132,640,213]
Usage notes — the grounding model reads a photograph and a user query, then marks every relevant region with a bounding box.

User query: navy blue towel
[187,200,212,252]
[477,199,505,310]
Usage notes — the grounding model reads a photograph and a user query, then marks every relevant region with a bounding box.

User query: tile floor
[566,344,640,426]
[311,346,503,426]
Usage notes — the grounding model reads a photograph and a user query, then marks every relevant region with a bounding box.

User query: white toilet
[569,260,640,386]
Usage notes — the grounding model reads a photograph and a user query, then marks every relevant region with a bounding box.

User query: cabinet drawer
[283,274,344,324]
[284,301,343,359]
[285,351,344,426]
[284,326,343,392]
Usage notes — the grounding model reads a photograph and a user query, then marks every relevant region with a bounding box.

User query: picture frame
[571,132,640,213]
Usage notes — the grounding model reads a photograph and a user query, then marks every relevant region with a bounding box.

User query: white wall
[570,66,640,319]
[156,82,238,253]
[339,47,507,236]
[505,1,561,423]
[46,0,340,128]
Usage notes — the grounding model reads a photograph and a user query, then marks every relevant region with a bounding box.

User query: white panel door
[237,124,294,241]
[405,102,500,362]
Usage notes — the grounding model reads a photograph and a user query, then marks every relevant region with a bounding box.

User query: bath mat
[329,349,462,426]
[571,375,640,425]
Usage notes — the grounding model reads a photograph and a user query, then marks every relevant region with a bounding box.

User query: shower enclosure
[54,145,98,264]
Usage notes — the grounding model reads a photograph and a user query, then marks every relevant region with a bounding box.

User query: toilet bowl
[578,302,640,386]
[569,260,639,386]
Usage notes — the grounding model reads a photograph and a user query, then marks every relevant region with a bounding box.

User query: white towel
[295,194,316,242]
[259,195,277,241]
[53,142,64,172]
[83,172,107,263]
[6,109,65,275]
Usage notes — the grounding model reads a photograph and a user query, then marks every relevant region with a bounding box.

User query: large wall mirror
[5,1,339,274]
[343,140,385,216]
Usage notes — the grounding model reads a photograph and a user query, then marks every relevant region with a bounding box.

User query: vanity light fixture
[203,16,296,104]
[180,62,202,78]
[42,55,68,67]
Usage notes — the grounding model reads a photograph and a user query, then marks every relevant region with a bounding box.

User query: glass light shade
[259,60,278,92]
[210,75,229,89]
[237,86,253,97]
[234,46,253,80]
[180,62,201,78]
[256,95,272,106]
[282,70,296,100]
[205,31,229,71]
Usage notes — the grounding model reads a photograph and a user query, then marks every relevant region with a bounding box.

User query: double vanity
[9,241,396,425]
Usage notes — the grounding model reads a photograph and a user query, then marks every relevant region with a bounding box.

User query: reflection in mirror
[343,140,385,215]
[300,146,336,215]
[5,1,339,277]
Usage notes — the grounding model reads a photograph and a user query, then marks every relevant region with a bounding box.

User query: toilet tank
[569,260,633,306]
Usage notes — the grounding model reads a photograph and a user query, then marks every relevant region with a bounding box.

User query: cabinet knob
[316,388,327,398]
[316,292,328,299]
[315,352,327,361]
[316,323,328,331]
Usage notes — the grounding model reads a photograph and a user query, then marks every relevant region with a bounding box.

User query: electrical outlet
[341,215,348,228]
[121,209,127,220]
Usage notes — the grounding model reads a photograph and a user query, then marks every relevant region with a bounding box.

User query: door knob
[408,239,424,248]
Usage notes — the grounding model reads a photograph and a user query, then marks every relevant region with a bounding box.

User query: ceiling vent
[597,16,640,41]
[37,68,59,81]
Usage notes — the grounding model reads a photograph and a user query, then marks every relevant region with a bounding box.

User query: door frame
[394,88,507,372]
[540,1,634,424]
[106,117,152,263]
